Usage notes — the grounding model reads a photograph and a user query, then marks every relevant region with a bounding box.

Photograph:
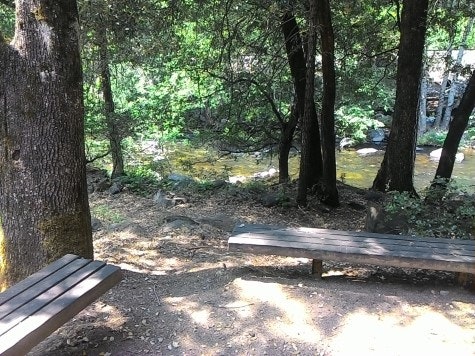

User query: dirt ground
[31,184,475,355]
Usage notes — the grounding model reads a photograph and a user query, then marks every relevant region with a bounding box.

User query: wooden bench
[229,223,475,281]
[0,254,122,356]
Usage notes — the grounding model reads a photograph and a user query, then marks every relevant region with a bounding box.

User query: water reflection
[336,147,474,192]
[166,143,474,193]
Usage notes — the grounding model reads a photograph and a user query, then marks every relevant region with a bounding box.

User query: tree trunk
[278,108,297,183]
[440,17,474,130]
[0,1,93,288]
[297,0,319,206]
[281,10,322,196]
[418,67,428,137]
[316,0,339,207]
[98,27,124,179]
[434,65,450,129]
[433,70,475,184]
[372,0,428,193]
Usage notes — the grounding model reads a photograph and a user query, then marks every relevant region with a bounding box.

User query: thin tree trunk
[433,70,475,184]
[418,67,428,137]
[440,17,474,130]
[373,0,428,193]
[98,27,124,179]
[316,0,339,207]
[0,0,93,287]
[278,108,297,183]
[434,66,450,128]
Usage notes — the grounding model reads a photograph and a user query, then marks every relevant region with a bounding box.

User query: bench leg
[311,259,323,278]
[457,272,474,291]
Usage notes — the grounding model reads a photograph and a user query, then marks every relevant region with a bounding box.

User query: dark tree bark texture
[98,28,125,179]
[433,70,475,183]
[0,0,93,288]
[297,1,321,206]
[372,0,429,193]
[316,0,339,207]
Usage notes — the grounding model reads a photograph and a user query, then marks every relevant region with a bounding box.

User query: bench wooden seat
[0,254,122,356]
[229,223,475,279]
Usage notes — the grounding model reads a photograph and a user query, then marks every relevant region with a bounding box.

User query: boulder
[429,148,464,163]
[356,148,379,156]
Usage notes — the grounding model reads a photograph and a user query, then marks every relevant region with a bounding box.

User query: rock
[261,192,280,207]
[209,179,227,188]
[168,173,194,185]
[338,137,354,151]
[96,178,111,192]
[109,182,123,194]
[161,216,199,232]
[198,215,235,231]
[368,128,385,144]
[252,168,278,180]
[91,217,103,231]
[429,148,465,163]
[365,202,409,234]
[356,148,379,156]
[228,176,247,184]
[153,190,174,208]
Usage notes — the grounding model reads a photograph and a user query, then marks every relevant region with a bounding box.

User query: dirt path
[31,190,475,355]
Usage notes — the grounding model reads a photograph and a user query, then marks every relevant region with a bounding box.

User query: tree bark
[418,67,427,137]
[98,27,124,179]
[440,17,474,130]
[297,0,319,206]
[316,0,339,207]
[372,0,428,194]
[281,10,322,196]
[433,70,475,184]
[0,0,93,288]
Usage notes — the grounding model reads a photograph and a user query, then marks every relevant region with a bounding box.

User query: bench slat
[240,224,475,246]
[235,225,475,252]
[229,224,475,274]
[0,260,106,336]
[231,231,474,258]
[0,264,122,356]
[0,254,80,306]
[0,258,91,321]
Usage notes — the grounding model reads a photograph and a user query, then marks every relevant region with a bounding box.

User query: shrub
[384,181,475,239]
[335,105,384,143]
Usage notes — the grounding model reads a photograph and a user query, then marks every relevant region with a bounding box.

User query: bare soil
[31,183,475,355]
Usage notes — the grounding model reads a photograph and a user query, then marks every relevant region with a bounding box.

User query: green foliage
[417,130,447,146]
[120,166,161,195]
[335,105,384,143]
[384,181,475,239]
[0,4,14,41]
[91,205,125,224]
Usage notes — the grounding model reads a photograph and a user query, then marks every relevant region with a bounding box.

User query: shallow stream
[163,143,475,193]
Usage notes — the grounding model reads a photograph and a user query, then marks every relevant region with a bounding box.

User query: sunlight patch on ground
[233,278,321,344]
[329,307,475,355]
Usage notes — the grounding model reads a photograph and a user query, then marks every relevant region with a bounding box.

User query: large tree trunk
[316,0,339,207]
[372,0,428,193]
[98,27,124,179]
[297,0,319,206]
[0,0,93,288]
[433,70,475,184]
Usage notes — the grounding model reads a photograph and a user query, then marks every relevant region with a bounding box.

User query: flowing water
[162,143,475,193]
